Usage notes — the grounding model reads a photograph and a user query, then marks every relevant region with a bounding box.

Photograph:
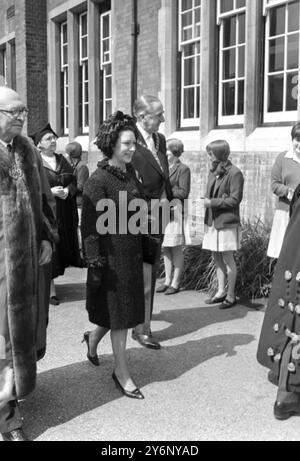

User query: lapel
[136,130,165,178]
[212,163,232,197]
[169,160,180,180]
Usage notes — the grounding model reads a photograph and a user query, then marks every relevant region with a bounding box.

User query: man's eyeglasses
[0,108,28,120]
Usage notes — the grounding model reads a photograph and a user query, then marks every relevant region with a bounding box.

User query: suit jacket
[73,159,90,207]
[131,129,173,201]
[205,161,244,230]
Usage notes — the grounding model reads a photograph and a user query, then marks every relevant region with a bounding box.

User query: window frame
[60,21,69,135]
[79,11,89,134]
[217,0,246,126]
[0,47,7,86]
[263,0,299,123]
[100,10,112,122]
[178,0,201,128]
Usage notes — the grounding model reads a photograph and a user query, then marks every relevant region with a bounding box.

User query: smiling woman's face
[112,129,136,165]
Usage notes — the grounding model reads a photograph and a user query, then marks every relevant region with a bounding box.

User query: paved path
[18,268,300,441]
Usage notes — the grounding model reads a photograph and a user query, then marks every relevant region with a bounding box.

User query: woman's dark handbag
[142,235,161,265]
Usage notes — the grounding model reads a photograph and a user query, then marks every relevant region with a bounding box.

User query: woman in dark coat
[81,111,145,400]
[32,123,81,305]
[257,126,300,421]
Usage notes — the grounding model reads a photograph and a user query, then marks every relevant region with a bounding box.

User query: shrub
[159,218,274,299]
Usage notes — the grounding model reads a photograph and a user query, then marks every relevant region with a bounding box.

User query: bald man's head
[0,86,27,142]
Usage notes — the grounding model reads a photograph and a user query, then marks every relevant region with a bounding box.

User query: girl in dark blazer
[203,140,244,309]
[157,139,191,295]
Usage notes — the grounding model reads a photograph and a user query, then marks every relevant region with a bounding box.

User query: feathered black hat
[30,122,58,146]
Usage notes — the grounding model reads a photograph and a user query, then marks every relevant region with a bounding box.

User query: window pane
[184,57,195,85]
[223,48,236,79]
[182,10,193,27]
[63,46,68,66]
[194,0,201,6]
[181,0,193,12]
[288,1,300,33]
[269,37,284,72]
[220,0,234,14]
[196,55,200,84]
[62,24,67,43]
[196,85,200,117]
[222,81,235,116]
[287,33,299,70]
[103,15,110,38]
[184,87,195,118]
[84,104,89,126]
[106,76,112,99]
[238,80,244,114]
[269,5,285,37]
[238,46,245,77]
[81,14,87,36]
[223,16,236,47]
[183,27,193,42]
[106,101,112,118]
[184,42,197,57]
[82,37,88,60]
[66,108,69,129]
[84,82,88,102]
[268,74,284,112]
[286,72,298,110]
[238,13,245,44]
[236,0,245,8]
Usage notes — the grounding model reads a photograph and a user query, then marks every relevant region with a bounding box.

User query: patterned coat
[0,135,56,400]
[81,160,145,330]
[257,196,300,392]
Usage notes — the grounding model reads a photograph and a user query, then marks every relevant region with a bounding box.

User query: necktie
[147,135,163,171]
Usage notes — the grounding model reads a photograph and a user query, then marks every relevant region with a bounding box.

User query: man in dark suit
[131,95,173,349]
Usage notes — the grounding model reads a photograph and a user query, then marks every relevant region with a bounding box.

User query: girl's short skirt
[202,224,241,252]
[267,209,289,259]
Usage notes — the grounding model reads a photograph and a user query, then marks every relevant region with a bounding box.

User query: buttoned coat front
[257,196,300,392]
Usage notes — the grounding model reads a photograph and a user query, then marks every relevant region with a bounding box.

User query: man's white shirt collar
[136,122,152,143]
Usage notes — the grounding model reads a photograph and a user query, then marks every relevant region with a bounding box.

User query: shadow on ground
[55,283,86,303]
[22,332,254,440]
[153,300,263,342]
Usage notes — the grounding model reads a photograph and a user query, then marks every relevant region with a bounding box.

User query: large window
[217,0,246,125]
[100,11,112,121]
[79,12,89,133]
[178,0,201,128]
[60,21,69,135]
[0,48,7,86]
[263,0,299,122]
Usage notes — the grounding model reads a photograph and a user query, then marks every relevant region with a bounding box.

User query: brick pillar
[24,0,48,134]
[200,0,216,144]
[245,0,263,136]
[68,11,79,140]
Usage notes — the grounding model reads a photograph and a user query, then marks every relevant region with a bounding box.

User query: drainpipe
[131,0,139,112]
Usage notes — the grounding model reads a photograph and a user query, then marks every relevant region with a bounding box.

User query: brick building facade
[0,0,300,239]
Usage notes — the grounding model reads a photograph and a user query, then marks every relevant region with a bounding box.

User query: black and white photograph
[0,0,300,443]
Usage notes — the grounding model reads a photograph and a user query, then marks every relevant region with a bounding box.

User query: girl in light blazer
[203,140,244,309]
[157,139,191,295]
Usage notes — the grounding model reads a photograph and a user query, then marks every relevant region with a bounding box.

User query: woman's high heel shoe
[112,372,144,400]
[82,331,100,366]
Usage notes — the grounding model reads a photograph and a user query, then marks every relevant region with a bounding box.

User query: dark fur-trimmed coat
[0,135,56,399]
